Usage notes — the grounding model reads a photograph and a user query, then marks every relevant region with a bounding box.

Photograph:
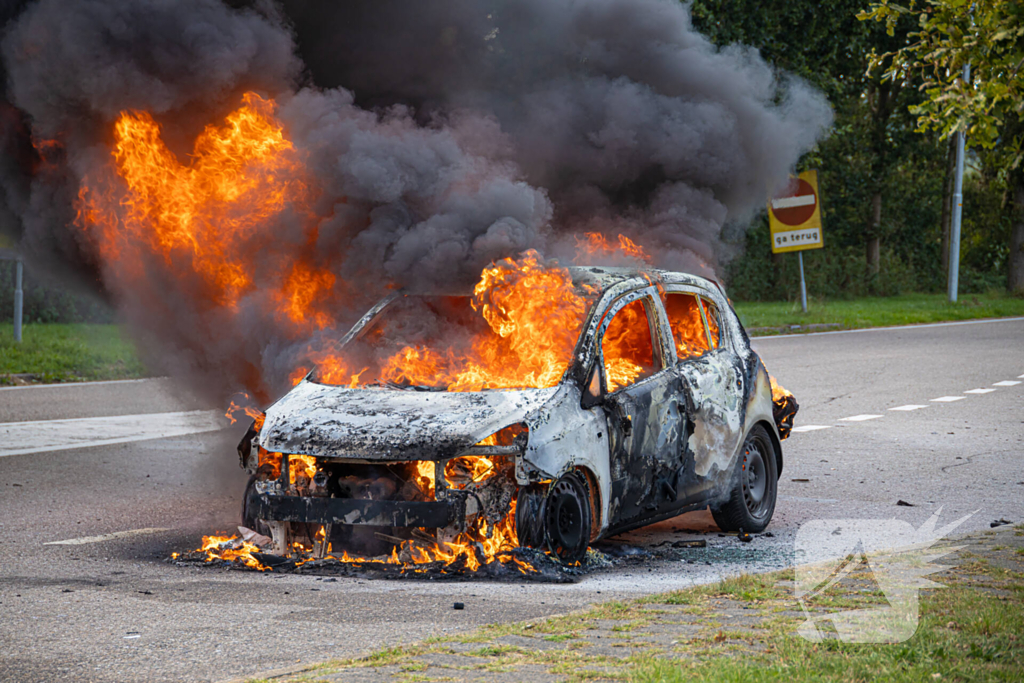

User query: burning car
[237,255,797,565]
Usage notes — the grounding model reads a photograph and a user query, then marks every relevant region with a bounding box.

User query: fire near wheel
[711,424,778,533]
[543,472,591,563]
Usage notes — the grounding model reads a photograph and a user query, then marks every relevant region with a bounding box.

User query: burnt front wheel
[711,425,778,534]
[543,472,592,564]
[515,484,548,549]
[241,475,271,537]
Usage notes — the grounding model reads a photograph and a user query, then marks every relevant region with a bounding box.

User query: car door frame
[661,283,746,505]
[581,284,688,527]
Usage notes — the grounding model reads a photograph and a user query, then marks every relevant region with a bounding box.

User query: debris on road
[991,518,1013,528]
[896,500,915,507]
[453,602,465,610]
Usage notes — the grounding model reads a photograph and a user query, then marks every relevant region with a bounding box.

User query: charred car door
[662,287,745,502]
[583,287,685,527]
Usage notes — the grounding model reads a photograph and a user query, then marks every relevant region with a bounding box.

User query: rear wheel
[543,472,592,563]
[711,425,778,533]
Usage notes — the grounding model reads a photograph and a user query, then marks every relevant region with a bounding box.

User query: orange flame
[83,95,655,574]
[314,250,598,392]
[769,375,793,403]
[574,232,652,264]
[198,534,269,571]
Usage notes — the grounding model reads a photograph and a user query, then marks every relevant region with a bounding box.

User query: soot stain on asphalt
[168,533,775,583]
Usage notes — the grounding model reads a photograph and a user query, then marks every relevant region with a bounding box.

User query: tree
[692,0,933,283]
[860,0,1024,292]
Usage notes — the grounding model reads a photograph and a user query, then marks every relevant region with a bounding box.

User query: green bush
[0,261,114,324]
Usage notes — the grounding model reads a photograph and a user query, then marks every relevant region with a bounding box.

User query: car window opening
[700,297,721,348]
[602,299,660,392]
[312,273,598,392]
[663,292,711,360]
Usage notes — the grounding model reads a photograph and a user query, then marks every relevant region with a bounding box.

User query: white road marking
[931,396,966,402]
[839,414,883,422]
[0,410,224,457]
[752,316,1024,340]
[964,388,997,394]
[993,380,1021,387]
[44,527,171,546]
[791,425,831,433]
[0,378,164,392]
[889,404,928,411]
[771,194,816,209]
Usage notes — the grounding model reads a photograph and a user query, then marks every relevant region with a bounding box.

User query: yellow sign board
[768,169,824,253]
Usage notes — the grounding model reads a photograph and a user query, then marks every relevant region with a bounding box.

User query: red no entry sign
[770,178,817,226]
[768,170,823,254]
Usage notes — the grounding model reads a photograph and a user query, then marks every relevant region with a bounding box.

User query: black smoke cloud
[0,0,831,399]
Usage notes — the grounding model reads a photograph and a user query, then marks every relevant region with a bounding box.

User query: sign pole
[797,251,807,313]
[947,62,970,304]
[14,257,23,342]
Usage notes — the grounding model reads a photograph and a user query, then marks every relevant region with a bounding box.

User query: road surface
[1,318,1022,682]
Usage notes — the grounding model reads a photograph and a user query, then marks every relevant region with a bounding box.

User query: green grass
[733,291,1024,335]
[0,323,148,382]
[629,582,1024,682]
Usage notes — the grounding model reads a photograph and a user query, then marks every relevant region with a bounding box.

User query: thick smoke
[0,0,831,400]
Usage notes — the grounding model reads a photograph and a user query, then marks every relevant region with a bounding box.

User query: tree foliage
[859,0,1024,171]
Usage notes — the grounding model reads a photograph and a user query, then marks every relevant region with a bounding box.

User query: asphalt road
[1,318,1022,682]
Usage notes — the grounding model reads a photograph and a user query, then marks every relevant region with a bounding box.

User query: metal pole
[13,258,23,342]
[798,251,808,313]
[948,62,970,303]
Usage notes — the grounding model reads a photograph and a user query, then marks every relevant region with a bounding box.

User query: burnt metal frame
[250,492,453,527]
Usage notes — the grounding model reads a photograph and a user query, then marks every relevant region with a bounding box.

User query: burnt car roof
[566,265,721,293]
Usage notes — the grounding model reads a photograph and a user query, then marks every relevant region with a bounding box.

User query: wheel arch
[754,419,783,477]
[573,465,603,542]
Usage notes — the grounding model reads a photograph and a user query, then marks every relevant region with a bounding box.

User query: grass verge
[255,526,1024,683]
[734,291,1024,335]
[0,323,148,383]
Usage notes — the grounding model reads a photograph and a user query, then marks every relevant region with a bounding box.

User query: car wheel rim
[544,475,587,561]
[742,438,769,518]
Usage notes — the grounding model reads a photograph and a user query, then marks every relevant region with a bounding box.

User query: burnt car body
[240,267,790,562]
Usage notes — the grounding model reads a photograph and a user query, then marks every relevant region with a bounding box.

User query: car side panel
[520,383,613,536]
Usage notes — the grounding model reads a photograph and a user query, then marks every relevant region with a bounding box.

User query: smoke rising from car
[0,0,831,400]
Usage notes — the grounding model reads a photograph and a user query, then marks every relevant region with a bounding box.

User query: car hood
[258,380,558,461]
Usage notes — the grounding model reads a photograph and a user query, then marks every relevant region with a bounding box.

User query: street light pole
[14,257,23,342]
[947,62,970,304]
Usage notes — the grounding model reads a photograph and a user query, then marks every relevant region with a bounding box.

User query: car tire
[543,472,592,564]
[515,483,547,549]
[711,424,778,534]
[241,475,271,537]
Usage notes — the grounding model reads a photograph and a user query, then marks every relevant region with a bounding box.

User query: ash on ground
[168,533,747,583]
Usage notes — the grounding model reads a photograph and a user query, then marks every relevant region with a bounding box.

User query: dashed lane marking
[993,380,1021,387]
[889,404,928,411]
[839,414,883,422]
[44,527,172,546]
[931,396,966,403]
[965,388,997,394]
[791,425,831,433]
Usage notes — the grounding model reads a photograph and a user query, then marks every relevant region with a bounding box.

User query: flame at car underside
[77,93,789,574]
